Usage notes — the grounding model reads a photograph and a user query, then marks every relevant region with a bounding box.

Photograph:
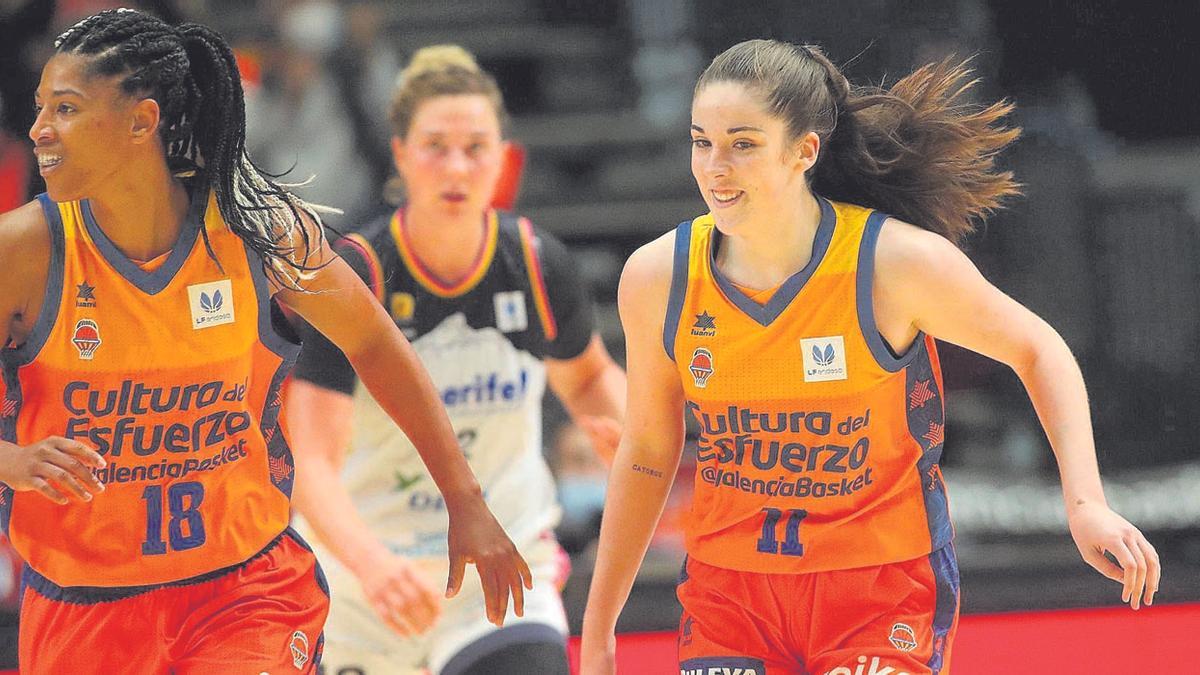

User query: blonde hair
[388,44,508,139]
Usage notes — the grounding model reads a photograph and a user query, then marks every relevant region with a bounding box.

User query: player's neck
[86,160,190,262]
[716,190,822,291]
[402,205,489,282]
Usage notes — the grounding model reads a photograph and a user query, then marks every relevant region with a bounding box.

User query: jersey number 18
[141,481,207,555]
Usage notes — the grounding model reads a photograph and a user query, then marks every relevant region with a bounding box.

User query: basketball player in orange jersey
[285,45,624,675]
[0,9,530,674]
[581,40,1160,675]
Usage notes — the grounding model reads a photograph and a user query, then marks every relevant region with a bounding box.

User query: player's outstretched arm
[875,218,1160,610]
[581,233,687,675]
[277,223,531,627]
[285,379,442,636]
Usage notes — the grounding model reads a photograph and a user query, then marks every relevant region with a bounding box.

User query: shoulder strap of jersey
[854,208,927,371]
[514,213,558,342]
[9,195,66,367]
[662,219,694,361]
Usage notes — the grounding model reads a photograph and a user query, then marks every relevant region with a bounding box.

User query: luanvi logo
[691,311,717,337]
[75,281,97,308]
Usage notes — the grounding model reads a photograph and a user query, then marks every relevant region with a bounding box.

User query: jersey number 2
[142,482,206,555]
[756,507,807,556]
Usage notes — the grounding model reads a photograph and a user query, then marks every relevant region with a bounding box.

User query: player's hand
[445,495,533,626]
[0,437,106,504]
[1067,501,1160,609]
[579,630,617,675]
[356,551,442,637]
[578,415,622,463]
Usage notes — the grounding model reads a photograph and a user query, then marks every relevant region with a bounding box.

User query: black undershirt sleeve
[535,229,596,361]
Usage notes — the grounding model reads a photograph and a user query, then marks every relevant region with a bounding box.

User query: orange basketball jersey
[0,192,299,588]
[666,198,952,574]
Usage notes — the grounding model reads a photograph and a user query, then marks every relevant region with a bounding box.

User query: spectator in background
[550,423,608,554]
[244,0,374,227]
[0,103,31,212]
[625,0,703,129]
[330,0,401,204]
[1,0,57,203]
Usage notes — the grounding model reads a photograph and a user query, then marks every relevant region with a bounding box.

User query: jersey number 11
[756,507,807,556]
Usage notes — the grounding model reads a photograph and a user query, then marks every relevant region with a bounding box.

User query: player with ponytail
[0,10,529,673]
[581,39,1158,675]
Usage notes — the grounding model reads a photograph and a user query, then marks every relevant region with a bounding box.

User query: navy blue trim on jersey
[856,210,925,371]
[263,357,298,498]
[284,527,330,597]
[680,657,766,675]
[663,220,693,361]
[708,196,836,328]
[79,191,204,296]
[0,352,20,535]
[1,350,21,440]
[907,345,953,552]
[0,484,11,538]
[20,526,289,604]
[926,543,961,674]
[245,243,302,359]
[441,623,567,675]
[8,195,66,367]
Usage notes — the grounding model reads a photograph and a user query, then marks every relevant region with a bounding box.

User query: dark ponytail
[54,8,327,287]
[697,40,1020,245]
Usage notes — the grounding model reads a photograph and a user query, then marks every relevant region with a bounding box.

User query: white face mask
[557,476,607,523]
[280,0,342,57]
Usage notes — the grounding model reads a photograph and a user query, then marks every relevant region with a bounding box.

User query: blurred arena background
[2,0,1199,672]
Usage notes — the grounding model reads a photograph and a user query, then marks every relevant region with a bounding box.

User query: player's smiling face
[30,53,139,202]
[690,80,816,235]
[392,94,506,220]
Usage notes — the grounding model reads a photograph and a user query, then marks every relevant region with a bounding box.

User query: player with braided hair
[50,7,326,286]
[0,9,530,674]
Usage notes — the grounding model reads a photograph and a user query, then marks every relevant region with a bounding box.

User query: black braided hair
[54,8,327,288]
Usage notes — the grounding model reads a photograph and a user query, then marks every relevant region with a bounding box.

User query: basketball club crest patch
[690,347,714,388]
[72,319,101,360]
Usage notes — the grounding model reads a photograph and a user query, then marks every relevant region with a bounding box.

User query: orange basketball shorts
[18,528,330,674]
[677,544,959,675]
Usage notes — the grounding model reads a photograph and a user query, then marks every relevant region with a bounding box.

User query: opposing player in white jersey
[286,45,626,675]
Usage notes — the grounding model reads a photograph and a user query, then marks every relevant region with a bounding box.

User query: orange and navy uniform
[667,198,958,675]
[0,191,328,673]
